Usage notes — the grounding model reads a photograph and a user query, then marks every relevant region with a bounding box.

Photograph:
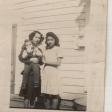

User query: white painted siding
[13,0,90,100]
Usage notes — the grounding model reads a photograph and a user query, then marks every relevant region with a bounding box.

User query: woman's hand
[27,47,33,53]
[30,58,39,63]
[21,44,26,50]
[42,56,46,64]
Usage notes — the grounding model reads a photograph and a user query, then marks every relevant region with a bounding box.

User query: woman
[19,31,44,108]
[41,32,63,109]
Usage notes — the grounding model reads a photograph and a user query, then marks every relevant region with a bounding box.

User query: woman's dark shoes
[24,99,30,108]
[34,96,45,109]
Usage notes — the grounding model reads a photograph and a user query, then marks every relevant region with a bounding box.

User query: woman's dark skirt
[19,71,41,102]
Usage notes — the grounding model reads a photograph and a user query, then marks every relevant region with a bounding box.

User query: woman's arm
[44,57,62,67]
[18,47,31,64]
[18,48,25,63]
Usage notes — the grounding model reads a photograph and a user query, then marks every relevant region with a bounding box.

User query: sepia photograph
[0,0,107,112]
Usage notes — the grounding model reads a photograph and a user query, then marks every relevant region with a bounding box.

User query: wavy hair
[45,32,60,48]
[29,31,44,44]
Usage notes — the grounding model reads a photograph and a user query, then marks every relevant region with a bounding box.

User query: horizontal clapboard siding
[59,71,86,78]
[14,0,88,100]
[60,49,84,57]
[21,7,84,19]
[23,30,79,38]
[59,64,85,71]
[62,56,85,64]
[60,78,85,86]
[23,21,78,30]
[14,0,80,10]
[22,14,84,25]
[61,86,85,94]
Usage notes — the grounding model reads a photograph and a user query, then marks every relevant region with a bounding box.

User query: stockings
[24,94,61,109]
[43,94,60,110]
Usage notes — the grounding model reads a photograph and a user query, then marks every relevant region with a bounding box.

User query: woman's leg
[22,64,31,89]
[39,94,46,109]
[43,94,52,109]
[22,65,31,108]
[31,63,40,88]
[51,95,61,110]
[57,96,61,110]
[34,94,45,109]
[30,63,41,108]
[24,98,30,108]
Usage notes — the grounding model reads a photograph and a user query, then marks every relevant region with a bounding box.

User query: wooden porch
[10,94,86,111]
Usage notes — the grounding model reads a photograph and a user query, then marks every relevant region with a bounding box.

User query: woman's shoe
[24,99,30,108]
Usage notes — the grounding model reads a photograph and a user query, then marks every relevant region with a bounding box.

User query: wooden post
[11,24,17,94]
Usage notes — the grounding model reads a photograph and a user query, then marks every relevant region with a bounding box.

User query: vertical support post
[11,24,17,94]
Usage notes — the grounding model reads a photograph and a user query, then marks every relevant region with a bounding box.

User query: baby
[21,39,42,62]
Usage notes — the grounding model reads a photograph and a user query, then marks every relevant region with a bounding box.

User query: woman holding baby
[19,31,63,109]
[19,31,44,108]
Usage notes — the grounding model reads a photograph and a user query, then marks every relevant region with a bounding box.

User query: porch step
[10,94,86,111]
[59,99,74,110]
[10,94,24,108]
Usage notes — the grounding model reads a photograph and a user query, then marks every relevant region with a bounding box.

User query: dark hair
[24,39,30,43]
[45,32,60,47]
[22,39,32,50]
[24,39,31,47]
[29,31,44,44]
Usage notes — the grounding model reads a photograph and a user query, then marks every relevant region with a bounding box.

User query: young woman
[19,31,44,108]
[41,32,63,109]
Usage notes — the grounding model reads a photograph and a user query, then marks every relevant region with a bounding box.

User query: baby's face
[25,41,33,49]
